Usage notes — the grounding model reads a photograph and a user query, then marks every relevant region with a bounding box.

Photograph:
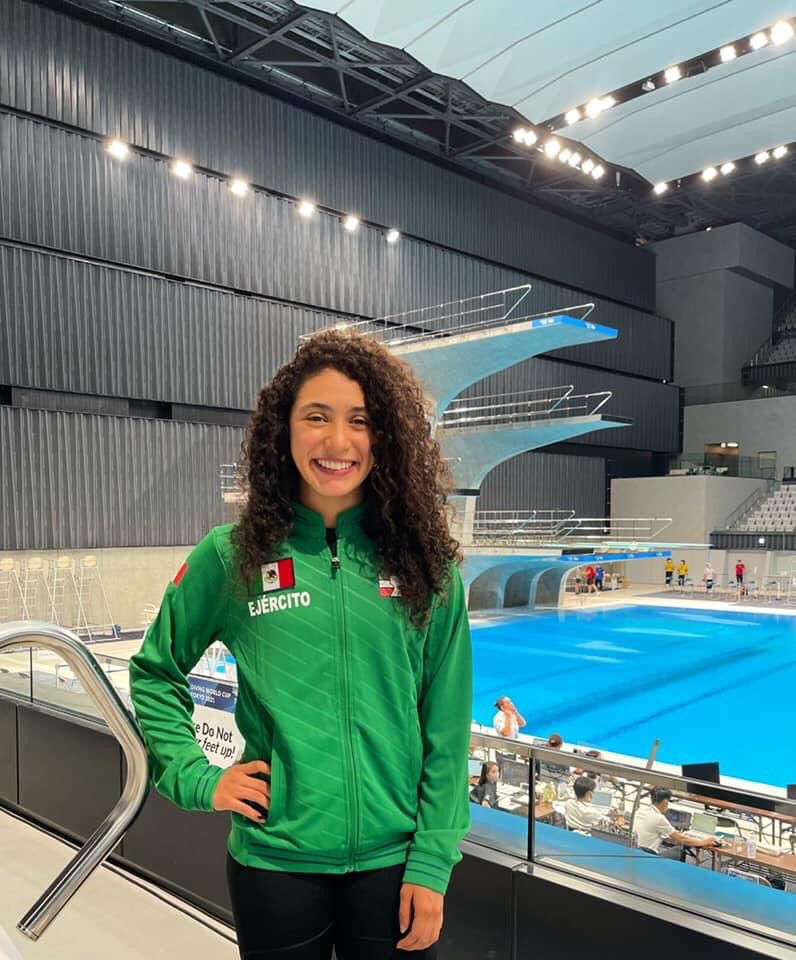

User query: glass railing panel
[0,644,33,700]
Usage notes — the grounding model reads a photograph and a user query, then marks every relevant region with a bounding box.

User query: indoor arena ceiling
[48,0,796,249]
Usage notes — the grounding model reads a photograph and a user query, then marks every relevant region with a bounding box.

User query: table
[674,790,796,848]
[710,839,796,881]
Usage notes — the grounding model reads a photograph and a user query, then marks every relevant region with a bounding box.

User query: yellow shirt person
[677,560,688,585]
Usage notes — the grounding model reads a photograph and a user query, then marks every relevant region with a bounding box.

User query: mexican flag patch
[261,558,295,593]
[379,577,401,598]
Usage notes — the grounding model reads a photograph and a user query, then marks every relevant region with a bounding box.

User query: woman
[129,329,473,959]
[469,762,499,808]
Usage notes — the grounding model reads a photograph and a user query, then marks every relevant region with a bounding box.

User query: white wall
[684,395,796,478]
[611,475,767,585]
[2,546,191,630]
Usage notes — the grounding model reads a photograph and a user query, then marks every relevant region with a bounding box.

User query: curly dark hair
[231,328,462,626]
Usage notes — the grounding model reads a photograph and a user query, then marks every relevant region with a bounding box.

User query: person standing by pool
[703,562,714,592]
[677,559,688,587]
[493,696,526,740]
[594,565,605,591]
[129,329,472,959]
[735,560,746,596]
[664,557,674,587]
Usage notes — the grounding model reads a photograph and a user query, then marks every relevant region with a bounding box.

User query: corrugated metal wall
[0,0,677,550]
[478,452,606,517]
[461,357,680,453]
[0,242,672,411]
[0,0,655,312]
[0,407,242,549]
[0,117,669,379]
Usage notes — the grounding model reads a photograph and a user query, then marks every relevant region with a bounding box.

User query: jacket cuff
[402,850,454,895]
[192,764,226,812]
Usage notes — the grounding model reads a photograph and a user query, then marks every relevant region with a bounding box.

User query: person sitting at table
[635,788,722,860]
[573,749,619,789]
[563,776,623,835]
[469,762,499,809]
[538,732,570,783]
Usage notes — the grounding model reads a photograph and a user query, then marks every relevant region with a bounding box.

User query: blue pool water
[471,604,796,787]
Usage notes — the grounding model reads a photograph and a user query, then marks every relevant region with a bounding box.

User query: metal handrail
[469,514,673,545]
[299,285,598,347]
[440,387,612,429]
[723,481,778,530]
[0,622,149,940]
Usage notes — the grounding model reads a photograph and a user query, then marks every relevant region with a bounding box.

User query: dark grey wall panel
[0,242,668,413]
[463,356,680,452]
[0,407,243,549]
[0,0,655,312]
[121,768,232,917]
[0,698,18,802]
[478,451,606,516]
[0,245,335,411]
[17,705,120,841]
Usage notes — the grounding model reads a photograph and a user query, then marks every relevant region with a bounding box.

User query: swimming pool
[471,603,796,787]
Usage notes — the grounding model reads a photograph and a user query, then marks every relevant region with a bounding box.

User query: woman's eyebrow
[297,402,368,413]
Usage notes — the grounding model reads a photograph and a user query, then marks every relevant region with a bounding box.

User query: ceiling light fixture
[228,178,249,196]
[105,138,130,160]
[770,20,794,45]
[558,148,572,163]
[664,65,682,83]
[585,98,604,118]
[591,165,605,179]
[564,109,581,125]
[653,182,668,195]
[568,152,582,167]
[773,145,788,159]
[754,151,770,164]
[701,166,718,182]
[600,95,616,110]
[296,199,316,218]
[719,44,737,62]
[642,79,656,92]
[581,158,595,175]
[720,161,735,175]
[512,127,528,144]
[544,138,561,158]
[171,159,193,179]
[343,214,361,232]
[750,31,769,50]
[385,228,400,243]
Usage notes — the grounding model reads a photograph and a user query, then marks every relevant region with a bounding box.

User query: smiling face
[289,368,375,525]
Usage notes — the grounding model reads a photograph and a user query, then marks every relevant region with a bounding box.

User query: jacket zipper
[329,536,359,870]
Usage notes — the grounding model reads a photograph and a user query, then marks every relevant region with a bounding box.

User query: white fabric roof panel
[313,0,796,184]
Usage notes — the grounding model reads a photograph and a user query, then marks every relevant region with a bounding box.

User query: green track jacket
[129,500,472,894]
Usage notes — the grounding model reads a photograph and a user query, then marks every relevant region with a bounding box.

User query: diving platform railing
[466,512,673,547]
[439,385,612,429]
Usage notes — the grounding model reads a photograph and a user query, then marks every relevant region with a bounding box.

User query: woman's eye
[307,414,326,423]
[352,418,369,427]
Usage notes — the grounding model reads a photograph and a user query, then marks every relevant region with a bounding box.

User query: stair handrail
[720,480,778,531]
[0,621,149,941]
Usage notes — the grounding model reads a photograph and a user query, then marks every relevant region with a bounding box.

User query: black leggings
[226,855,439,960]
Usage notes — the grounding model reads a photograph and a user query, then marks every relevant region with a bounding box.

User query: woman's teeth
[315,459,355,472]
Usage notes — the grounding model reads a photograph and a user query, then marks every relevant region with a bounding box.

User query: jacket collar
[290,499,368,541]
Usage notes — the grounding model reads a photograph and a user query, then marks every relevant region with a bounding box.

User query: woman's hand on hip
[211,760,271,822]
[397,883,444,951]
